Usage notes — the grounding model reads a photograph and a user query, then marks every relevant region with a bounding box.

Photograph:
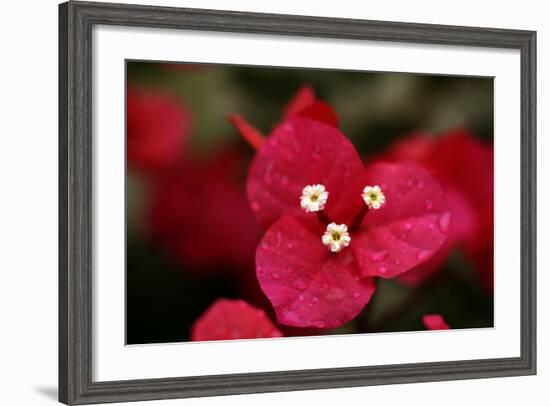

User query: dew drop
[429,224,435,230]
[406,179,414,187]
[298,294,305,302]
[275,231,282,247]
[418,180,424,188]
[326,287,346,301]
[293,279,307,290]
[312,146,322,161]
[417,250,432,261]
[395,259,401,265]
[352,291,361,299]
[312,297,319,303]
[370,250,389,262]
[425,199,433,210]
[378,266,388,274]
[271,272,281,280]
[264,164,274,185]
[313,320,326,328]
[251,201,261,212]
[404,222,413,231]
[261,242,269,249]
[281,123,295,134]
[438,212,451,233]
[286,242,294,249]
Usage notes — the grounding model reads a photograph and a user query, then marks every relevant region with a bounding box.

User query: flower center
[298,183,386,253]
[322,223,351,253]
[362,185,386,209]
[300,184,329,213]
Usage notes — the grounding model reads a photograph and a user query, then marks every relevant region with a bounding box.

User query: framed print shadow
[59,1,536,404]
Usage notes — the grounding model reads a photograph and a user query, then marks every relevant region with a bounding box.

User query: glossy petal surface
[256,216,376,328]
[247,118,365,229]
[353,162,449,278]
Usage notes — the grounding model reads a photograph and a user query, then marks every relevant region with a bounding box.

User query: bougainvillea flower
[373,131,493,288]
[191,299,283,341]
[228,85,339,150]
[147,149,261,272]
[247,117,449,328]
[423,314,450,330]
[127,85,191,172]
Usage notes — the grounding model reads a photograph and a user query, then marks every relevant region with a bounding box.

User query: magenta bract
[423,314,450,330]
[248,117,450,328]
[192,299,283,341]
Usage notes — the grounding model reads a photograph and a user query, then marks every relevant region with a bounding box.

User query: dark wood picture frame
[59,1,537,404]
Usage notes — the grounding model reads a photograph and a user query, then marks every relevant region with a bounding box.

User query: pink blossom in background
[423,314,450,330]
[244,117,450,328]
[147,148,261,273]
[374,131,494,289]
[126,85,191,173]
[191,299,283,341]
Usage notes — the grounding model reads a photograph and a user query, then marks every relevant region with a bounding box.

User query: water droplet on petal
[395,259,401,265]
[438,212,451,233]
[251,201,261,212]
[378,266,388,274]
[261,241,269,249]
[417,250,432,261]
[404,222,413,231]
[298,294,305,302]
[312,297,319,303]
[312,146,322,161]
[287,242,294,249]
[406,179,414,187]
[418,180,424,188]
[352,291,361,299]
[429,224,435,230]
[293,279,307,290]
[425,199,433,210]
[370,250,389,262]
[271,272,281,280]
[313,320,326,328]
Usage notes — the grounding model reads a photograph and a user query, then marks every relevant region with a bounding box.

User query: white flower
[322,223,351,253]
[362,185,386,209]
[300,184,329,213]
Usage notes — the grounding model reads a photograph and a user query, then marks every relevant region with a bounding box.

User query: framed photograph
[59,1,536,404]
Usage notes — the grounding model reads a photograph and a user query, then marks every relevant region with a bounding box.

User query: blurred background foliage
[126,61,493,344]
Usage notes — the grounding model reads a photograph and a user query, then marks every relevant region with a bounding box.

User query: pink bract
[249,117,449,328]
[423,314,450,330]
[191,299,283,341]
[374,131,493,288]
